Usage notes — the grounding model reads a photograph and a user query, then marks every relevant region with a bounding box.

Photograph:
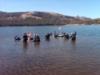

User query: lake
[0,25,100,75]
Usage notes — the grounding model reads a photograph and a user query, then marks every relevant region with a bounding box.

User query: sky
[0,0,100,18]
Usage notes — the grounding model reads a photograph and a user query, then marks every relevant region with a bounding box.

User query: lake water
[0,25,100,75]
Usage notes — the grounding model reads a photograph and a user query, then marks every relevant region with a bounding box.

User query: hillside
[0,11,95,26]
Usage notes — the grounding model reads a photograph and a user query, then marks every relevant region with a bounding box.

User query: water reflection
[71,39,76,44]
[64,37,69,41]
[34,42,40,48]
[45,38,50,42]
[23,41,28,50]
[71,39,77,50]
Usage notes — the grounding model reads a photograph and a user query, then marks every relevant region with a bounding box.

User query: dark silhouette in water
[14,36,21,41]
[63,33,70,39]
[22,33,29,50]
[33,34,40,42]
[71,32,77,41]
[23,33,28,42]
[45,32,52,41]
[54,31,58,38]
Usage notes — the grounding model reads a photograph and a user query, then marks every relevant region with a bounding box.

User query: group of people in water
[15,32,40,42]
[14,32,77,42]
[23,32,40,42]
[45,32,77,41]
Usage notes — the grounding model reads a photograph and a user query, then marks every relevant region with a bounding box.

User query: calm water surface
[0,25,100,75]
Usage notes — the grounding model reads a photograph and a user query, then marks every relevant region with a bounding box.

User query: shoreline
[0,24,98,27]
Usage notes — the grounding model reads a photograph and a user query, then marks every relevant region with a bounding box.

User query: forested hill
[0,11,98,26]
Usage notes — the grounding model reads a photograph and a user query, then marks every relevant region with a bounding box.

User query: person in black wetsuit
[45,32,52,40]
[23,33,28,42]
[64,33,69,39]
[33,34,40,42]
[71,32,77,41]
[14,35,21,41]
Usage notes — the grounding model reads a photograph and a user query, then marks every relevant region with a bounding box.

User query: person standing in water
[33,33,40,42]
[71,32,77,41]
[23,33,28,42]
[27,32,33,41]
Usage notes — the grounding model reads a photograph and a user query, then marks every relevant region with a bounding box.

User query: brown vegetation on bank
[0,11,98,26]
